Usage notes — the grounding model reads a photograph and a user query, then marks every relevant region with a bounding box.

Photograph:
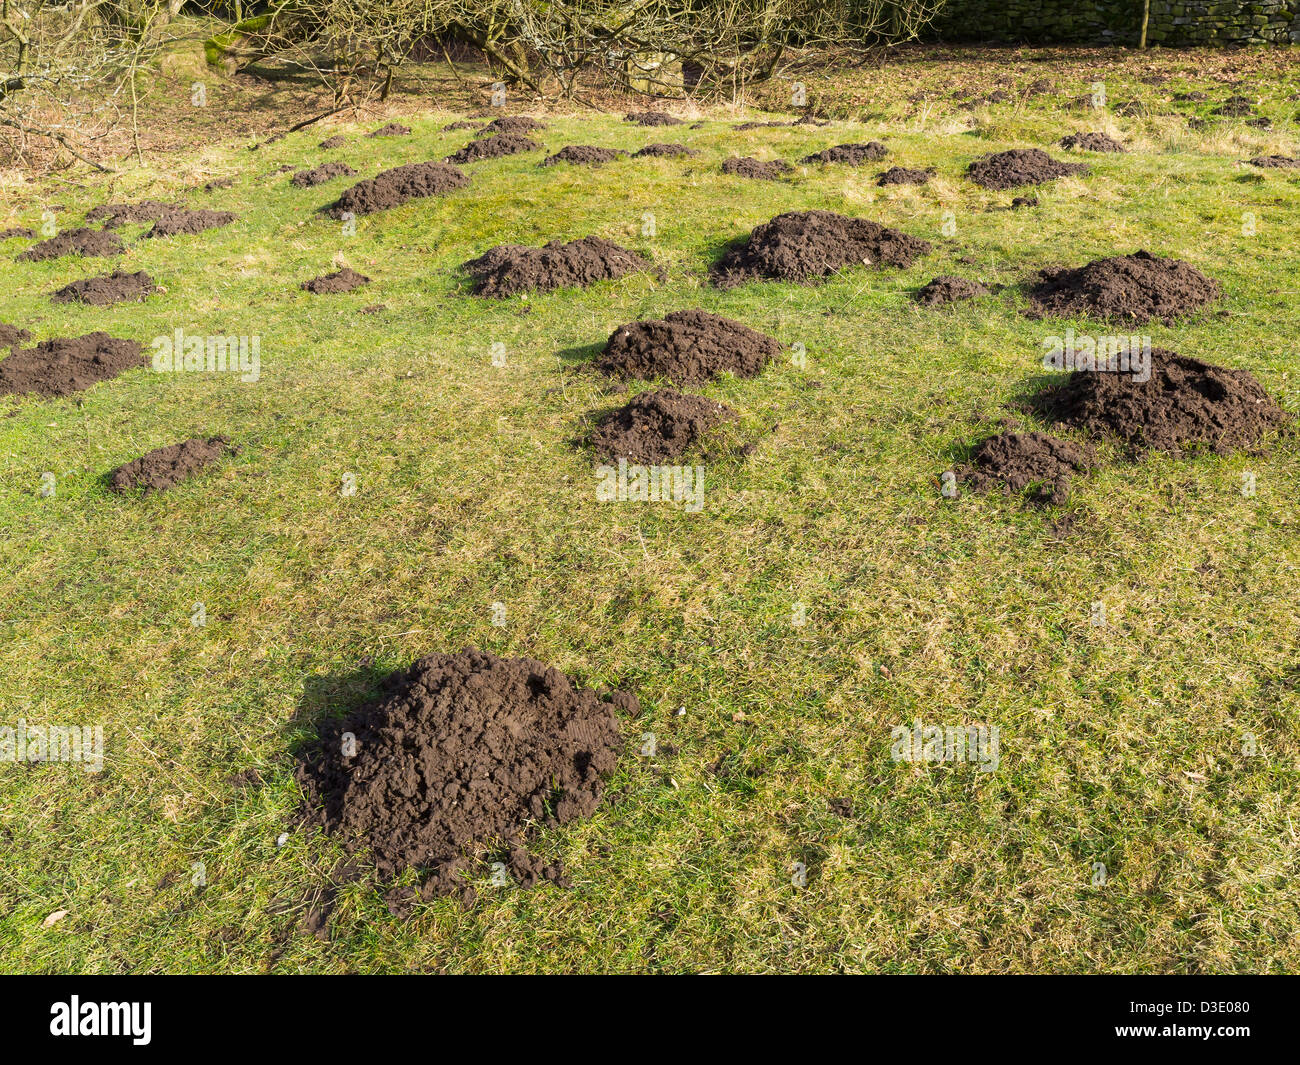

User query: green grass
[1,47,1299,973]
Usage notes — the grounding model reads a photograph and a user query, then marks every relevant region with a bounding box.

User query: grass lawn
[1,45,1299,974]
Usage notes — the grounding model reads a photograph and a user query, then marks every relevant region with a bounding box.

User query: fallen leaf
[43,909,68,927]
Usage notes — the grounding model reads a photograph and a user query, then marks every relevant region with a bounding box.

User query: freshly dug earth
[878,166,931,186]
[326,162,468,218]
[145,209,237,238]
[1246,154,1300,168]
[368,123,411,137]
[445,134,539,164]
[319,135,348,149]
[596,310,780,383]
[52,269,155,306]
[0,226,34,239]
[291,163,357,187]
[541,145,627,166]
[295,648,630,906]
[18,228,123,261]
[721,156,793,180]
[463,237,652,297]
[0,332,146,397]
[302,267,371,294]
[591,388,736,463]
[86,200,176,228]
[0,322,31,347]
[800,142,889,165]
[1060,131,1126,152]
[968,148,1088,189]
[1034,349,1287,455]
[634,143,696,158]
[710,210,931,288]
[109,436,235,493]
[477,116,547,136]
[442,121,480,132]
[625,111,682,126]
[962,431,1094,505]
[1027,250,1221,323]
[916,275,990,306]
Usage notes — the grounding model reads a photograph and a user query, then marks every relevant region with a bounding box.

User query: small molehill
[592,388,735,463]
[145,209,237,238]
[302,267,371,294]
[1246,154,1299,168]
[916,276,990,306]
[634,143,697,158]
[541,145,627,166]
[1027,250,1221,323]
[0,226,34,239]
[463,237,653,298]
[326,161,468,217]
[367,123,411,137]
[710,209,931,288]
[18,228,124,261]
[442,120,480,132]
[1061,131,1125,152]
[878,166,932,186]
[52,269,155,307]
[291,163,358,187]
[625,112,683,126]
[295,648,630,908]
[86,200,176,228]
[1011,195,1039,209]
[0,322,32,347]
[721,156,793,180]
[962,431,1094,505]
[109,436,236,493]
[968,148,1088,189]
[477,116,547,136]
[1034,349,1286,456]
[0,332,146,397]
[596,310,780,383]
[445,133,539,164]
[319,135,348,149]
[1216,97,1255,117]
[800,142,889,165]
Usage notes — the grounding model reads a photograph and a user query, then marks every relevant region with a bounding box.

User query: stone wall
[930,1,1300,46]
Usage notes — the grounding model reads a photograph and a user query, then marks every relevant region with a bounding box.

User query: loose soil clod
[86,200,177,228]
[967,148,1088,189]
[109,436,236,493]
[291,163,358,187]
[1033,349,1287,456]
[145,209,237,238]
[52,269,155,307]
[0,332,146,397]
[541,145,627,166]
[302,267,371,294]
[0,226,34,239]
[625,111,683,126]
[1027,250,1221,323]
[591,388,736,462]
[463,236,653,297]
[445,133,539,164]
[326,161,469,218]
[18,227,124,261]
[476,116,547,136]
[1060,131,1126,152]
[721,156,793,180]
[596,310,781,383]
[295,648,630,907]
[710,209,931,288]
[962,431,1094,505]
[0,322,31,347]
[915,275,990,306]
[800,141,889,165]
[633,143,697,158]
[878,166,932,186]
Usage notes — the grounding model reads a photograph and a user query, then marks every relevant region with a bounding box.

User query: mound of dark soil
[1246,154,1299,168]
[1060,131,1125,152]
[710,209,931,288]
[295,647,630,906]
[477,116,547,136]
[1027,250,1221,323]
[1011,195,1039,209]
[596,310,780,383]
[915,275,990,306]
[734,120,788,130]
[0,322,31,347]
[442,120,480,132]
[0,226,33,239]
[541,145,627,166]
[85,200,176,228]
[1175,91,1209,103]
[302,267,371,294]
[367,123,411,137]
[145,209,237,238]
[1216,96,1255,117]
[968,148,1088,189]
[52,269,155,306]
[721,156,793,180]
[18,227,124,261]
[445,133,539,164]
[800,142,889,165]
[319,135,348,149]
[1034,349,1286,456]
[634,143,697,158]
[463,237,652,297]
[878,166,932,186]
[962,431,1093,505]
[326,161,469,217]
[0,332,146,397]
[625,111,682,126]
[592,388,735,462]
[109,436,235,493]
[291,162,358,187]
